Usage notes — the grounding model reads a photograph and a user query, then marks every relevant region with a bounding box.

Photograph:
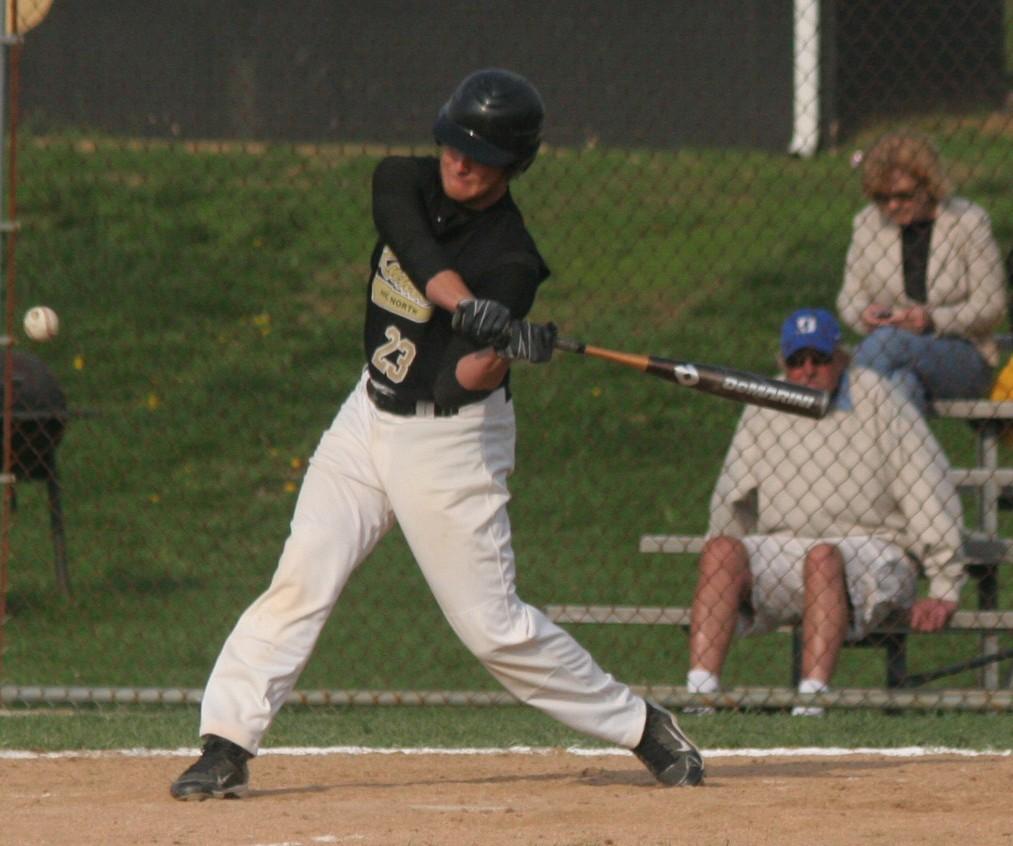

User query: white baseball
[23,305,59,342]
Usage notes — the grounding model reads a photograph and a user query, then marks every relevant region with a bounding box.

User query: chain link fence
[0,1,1011,714]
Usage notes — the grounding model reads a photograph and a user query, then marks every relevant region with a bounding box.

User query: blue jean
[852,327,992,414]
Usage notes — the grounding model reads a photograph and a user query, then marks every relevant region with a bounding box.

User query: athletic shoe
[793,679,829,717]
[633,702,705,786]
[170,734,253,800]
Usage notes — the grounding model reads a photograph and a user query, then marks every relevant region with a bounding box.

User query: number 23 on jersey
[371,325,417,383]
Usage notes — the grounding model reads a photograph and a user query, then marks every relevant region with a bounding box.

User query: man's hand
[451,299,512,348]
[495,320,557,363]
[909,598,957,632]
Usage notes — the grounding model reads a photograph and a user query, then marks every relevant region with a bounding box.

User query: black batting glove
[495,320,557,363]
[451,298,513,348]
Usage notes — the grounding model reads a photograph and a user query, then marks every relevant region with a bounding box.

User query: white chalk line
[0,744,1009,760]
[245,838,358,846]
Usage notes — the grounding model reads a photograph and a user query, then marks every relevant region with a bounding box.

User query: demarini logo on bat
[722,375,819,409]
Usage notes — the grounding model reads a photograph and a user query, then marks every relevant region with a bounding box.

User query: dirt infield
[2,749,1011,846]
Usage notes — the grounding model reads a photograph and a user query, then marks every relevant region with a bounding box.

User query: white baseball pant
[200,370,646,753]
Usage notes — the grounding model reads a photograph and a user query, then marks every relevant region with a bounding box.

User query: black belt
[367,379,460,418]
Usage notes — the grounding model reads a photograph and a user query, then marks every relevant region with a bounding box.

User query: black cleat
[633,702,705,786]
[170,735,253,801]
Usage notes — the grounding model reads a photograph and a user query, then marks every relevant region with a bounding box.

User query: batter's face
[783,348,846,393]
[440,147,511,210]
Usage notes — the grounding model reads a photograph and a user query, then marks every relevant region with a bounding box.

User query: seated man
[686,308,966,714]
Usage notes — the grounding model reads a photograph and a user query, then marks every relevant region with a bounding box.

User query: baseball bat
[554,337,830,419]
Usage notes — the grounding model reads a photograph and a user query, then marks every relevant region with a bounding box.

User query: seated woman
[836,131,1006,414]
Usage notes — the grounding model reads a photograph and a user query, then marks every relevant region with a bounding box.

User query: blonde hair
[860,131,949,203]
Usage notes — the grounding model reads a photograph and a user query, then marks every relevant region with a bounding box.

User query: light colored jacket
[707,367,966,603]
[837,197,1006,365]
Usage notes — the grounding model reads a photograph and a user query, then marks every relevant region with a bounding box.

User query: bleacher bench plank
[949,468,1013,487]
[932,399,1013,419]
[638,532,1013,564]
[543,604,1013,633]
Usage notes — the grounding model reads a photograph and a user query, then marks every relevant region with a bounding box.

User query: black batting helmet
[433,68,544,174]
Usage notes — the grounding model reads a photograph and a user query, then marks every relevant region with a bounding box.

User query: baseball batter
[170,68,703,800]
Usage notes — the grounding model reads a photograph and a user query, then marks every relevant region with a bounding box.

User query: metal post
[977,423,1001,688]
[0,0,10,683]
[0,1,26,678]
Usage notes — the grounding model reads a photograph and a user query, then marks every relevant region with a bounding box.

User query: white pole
[788,0,820,158]
[0,2,7,225]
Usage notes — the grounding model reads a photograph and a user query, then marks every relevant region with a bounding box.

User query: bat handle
[554,336,586,354]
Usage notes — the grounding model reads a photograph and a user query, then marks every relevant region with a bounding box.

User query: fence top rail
[0,684,1007,711]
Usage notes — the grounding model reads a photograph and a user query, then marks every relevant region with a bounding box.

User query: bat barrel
[696,365,830,419]
[647,357,831,419]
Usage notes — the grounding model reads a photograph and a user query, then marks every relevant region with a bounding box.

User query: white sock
[687,668,721,694]
[798,677,829,694]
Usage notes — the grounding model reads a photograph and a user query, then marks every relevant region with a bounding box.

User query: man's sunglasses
[785,349,833,368]
[872,190,919,205]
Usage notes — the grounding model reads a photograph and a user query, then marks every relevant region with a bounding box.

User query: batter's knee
[450,602,541,666]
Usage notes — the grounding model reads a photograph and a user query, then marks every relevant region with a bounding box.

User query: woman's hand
[860,303,896,330]
[892,305,933,334]
[860,303,932,335]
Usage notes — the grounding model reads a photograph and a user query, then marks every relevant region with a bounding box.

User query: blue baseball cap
[780,308,841,359]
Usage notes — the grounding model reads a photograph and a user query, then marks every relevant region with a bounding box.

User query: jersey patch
[371,246,433,323]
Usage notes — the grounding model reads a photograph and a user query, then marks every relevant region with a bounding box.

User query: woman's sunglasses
[872,189,919,205]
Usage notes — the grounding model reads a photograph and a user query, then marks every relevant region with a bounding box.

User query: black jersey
[364,156,549,408]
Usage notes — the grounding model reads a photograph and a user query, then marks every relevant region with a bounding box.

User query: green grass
[2,705,1011,752]
[1,116,1011,751]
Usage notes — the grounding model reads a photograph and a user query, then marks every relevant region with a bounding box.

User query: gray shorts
[739,535,918,640]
